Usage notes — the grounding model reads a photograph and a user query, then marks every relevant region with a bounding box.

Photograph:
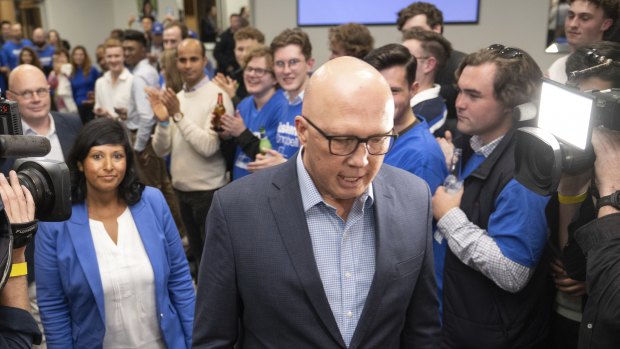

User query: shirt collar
[410,83,441,106]
[284,90,304,106]
[296,147,374,212]
[131,58,149,72]
[106,67,131,82]
[183,75,210,92]
[470,135,504,158]
[21,114,55,137]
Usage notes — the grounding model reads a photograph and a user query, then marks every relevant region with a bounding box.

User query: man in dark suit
[4,64,81,171]
[3,63,81,348]
[193,56,440,348]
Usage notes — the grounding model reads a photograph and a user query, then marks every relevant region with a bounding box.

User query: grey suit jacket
[193,154,440,349]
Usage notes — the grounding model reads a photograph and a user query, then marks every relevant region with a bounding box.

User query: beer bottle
[212,93,225,131]
[259,127,273,154]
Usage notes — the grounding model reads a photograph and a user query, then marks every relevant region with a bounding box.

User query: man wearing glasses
[401,28,453,136]
[242,28,315,173]
[193,56,440,348]
[3,64,82,348]
[4,64,81,169]
[432,46,552,347]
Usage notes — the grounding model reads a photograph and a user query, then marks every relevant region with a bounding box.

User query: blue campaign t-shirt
[274,90,301,159]
[2,39,33,70]
[384,118,447,194]
[35,44,55,69]
[232,91,287,180]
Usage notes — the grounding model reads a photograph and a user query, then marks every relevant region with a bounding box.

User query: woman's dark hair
[67,118,144,205]
[18,46,42,68]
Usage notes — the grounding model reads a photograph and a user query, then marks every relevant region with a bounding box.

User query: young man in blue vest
[432,45,552,348]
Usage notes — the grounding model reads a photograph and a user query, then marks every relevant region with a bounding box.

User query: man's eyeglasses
[302,115,397,156]
[9,87,50,100]
[486,44,523,59]
[244,66,272,77]
[274,58,303,70]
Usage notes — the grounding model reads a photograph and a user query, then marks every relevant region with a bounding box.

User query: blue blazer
[35,187,195,349]
[193,154,441,348]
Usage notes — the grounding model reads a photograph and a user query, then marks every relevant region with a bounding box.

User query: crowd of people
[0,0,619,348]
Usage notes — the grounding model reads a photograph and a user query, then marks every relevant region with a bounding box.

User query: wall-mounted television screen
[297,0,480,26]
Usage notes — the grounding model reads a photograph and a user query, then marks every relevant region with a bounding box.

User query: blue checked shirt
[296,152,376,347]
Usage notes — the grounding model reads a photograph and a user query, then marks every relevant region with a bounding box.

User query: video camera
[514,78,620,196]
[0,97,72,291]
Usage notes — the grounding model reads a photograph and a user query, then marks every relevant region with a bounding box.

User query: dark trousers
[175,188,217,271]
[548,311,579,349]
[129,131,186,239]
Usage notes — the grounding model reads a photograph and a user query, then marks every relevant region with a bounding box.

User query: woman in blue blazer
[35,118,195,349]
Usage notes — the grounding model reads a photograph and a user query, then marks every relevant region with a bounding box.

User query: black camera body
[515,79,620,196]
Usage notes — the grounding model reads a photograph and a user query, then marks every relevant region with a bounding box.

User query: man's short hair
[569,0,620,23]
[456,46,542,109]
[328,23,375,59]
[123,29,147,47]
[566,40,620,87]
[270,28,312,60]
[234,27,265,44]
[141,15,155,23]
[402,27,452,68]
[110,28,125,40]
[103,38,122,50]
[363,43,417,86]
[243,45,275,76]
[164,20,189,39]
[397,2,444,32]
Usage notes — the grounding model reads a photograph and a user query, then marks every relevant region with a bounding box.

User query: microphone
[0,135,51,158]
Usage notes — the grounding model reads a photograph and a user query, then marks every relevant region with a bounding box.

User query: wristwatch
[172,112,184,122]
[596,190,620,210]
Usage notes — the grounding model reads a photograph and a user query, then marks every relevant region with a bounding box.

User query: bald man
[32,27,55,73]
[150,38,233,271]
[4,64,81,171]
[193,56,440,348]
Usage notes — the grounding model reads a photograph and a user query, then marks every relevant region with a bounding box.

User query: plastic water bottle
[443,148,463,194]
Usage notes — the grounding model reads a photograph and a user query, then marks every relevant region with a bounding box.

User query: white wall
[43,0,179,63]
[44,0,113,58]
[253,0,559,71]
[42,0,559,71]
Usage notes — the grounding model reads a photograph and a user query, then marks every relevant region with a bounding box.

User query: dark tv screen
[297,0,480,26]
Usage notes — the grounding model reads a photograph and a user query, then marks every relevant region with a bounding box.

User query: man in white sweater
[150,38,234,270]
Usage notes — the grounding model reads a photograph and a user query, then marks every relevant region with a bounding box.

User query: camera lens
[11,159,71,222]
[14,166,54,217]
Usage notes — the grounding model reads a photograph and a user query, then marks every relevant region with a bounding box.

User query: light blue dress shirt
[296,151,376,347]
[127,58,160,152]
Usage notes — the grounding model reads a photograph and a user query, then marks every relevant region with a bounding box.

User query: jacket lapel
[130,198,165,307]
[349,169,397,349]
[67,202,106,324]
[268,156,346,347]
